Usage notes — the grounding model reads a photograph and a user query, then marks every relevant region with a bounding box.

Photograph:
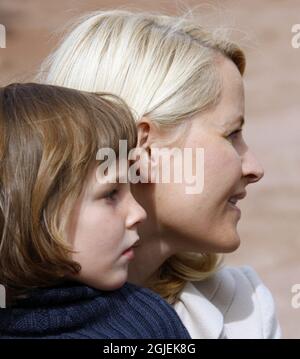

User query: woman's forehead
[212,59,245,128]
[220,58,245,102]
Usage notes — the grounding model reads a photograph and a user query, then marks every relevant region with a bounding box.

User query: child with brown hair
[0,83,190,339]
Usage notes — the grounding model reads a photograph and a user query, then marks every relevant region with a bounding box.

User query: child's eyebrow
[94,175,120,187]
[91,179,119,197]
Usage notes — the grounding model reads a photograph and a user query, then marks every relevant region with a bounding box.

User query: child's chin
[106,279,127,291]
[96,273,128,291]
[79,272,128,291]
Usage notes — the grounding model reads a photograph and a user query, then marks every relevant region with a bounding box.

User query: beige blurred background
[0,0,299,338]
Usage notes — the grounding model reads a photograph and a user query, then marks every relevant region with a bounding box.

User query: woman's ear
[135,117,159,183]
[137,117,153,150]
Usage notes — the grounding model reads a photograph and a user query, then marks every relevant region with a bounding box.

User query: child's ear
[136,117,159,183]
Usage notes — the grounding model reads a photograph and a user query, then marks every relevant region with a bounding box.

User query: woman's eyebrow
[236,115,245,128]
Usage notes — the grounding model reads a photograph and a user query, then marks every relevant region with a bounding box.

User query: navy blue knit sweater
[0,281,190,339]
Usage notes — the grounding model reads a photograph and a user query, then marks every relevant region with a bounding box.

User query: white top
[174,266,281,339]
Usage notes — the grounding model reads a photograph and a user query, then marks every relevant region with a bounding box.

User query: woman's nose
[242,149,264,184]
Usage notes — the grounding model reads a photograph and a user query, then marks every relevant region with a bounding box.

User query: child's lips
[132,241,140,248]
[121,246,135,260]
[121,238,140,258]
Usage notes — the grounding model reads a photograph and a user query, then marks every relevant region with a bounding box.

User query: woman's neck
[129,184,177,286]
[128,234,174,286]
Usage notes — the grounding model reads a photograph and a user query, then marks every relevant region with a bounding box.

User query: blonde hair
[0,82,137,304]
[40,9,245,303]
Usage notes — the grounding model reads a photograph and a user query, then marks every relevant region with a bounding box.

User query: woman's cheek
[210,143,241,178]
[200,156,235,205]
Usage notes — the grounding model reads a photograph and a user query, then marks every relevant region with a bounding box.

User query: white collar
[174,268,236,339]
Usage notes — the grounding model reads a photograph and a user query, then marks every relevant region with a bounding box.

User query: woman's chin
[203,229,241,253]
[218,232,241,253]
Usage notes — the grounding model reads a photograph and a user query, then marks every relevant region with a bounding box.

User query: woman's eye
[227,129,242,141]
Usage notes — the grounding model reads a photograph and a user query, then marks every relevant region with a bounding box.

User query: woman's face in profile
[148,57,264,254]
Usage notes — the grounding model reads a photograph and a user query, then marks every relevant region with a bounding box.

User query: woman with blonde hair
[40,10,281,338]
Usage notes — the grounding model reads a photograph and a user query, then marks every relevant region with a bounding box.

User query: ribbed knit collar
[0,281,117,336]
[0,281,191,339]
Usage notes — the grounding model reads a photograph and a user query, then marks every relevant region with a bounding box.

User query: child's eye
[104,189,119,202]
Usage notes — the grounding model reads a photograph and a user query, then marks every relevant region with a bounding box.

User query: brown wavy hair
[0,83,137,305]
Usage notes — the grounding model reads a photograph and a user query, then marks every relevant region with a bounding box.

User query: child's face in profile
[66,159,146,290]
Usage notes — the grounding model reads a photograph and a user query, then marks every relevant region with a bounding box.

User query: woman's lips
[227,201,241,218]
[227,190,246,217]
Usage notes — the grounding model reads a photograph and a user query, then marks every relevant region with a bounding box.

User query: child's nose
[126,194,147,228]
